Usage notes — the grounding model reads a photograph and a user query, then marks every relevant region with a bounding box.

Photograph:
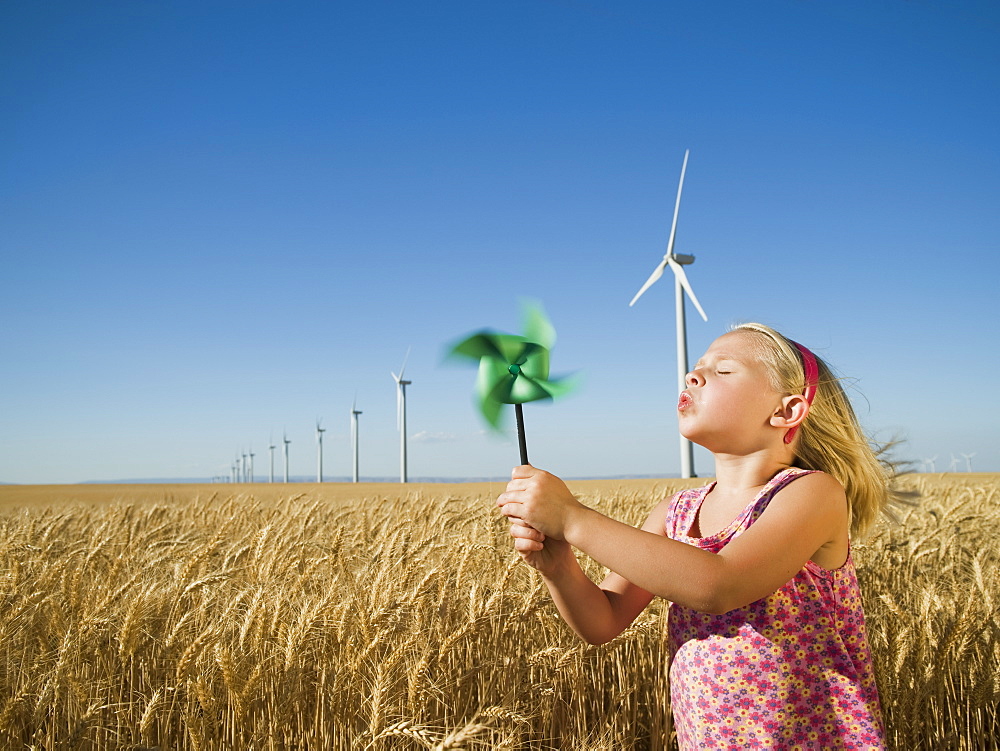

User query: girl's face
[678,332,785,452]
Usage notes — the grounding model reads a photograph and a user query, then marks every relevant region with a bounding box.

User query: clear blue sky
[2,0,997,484]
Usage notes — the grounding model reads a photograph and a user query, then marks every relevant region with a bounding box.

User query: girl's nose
[685,369,704,387]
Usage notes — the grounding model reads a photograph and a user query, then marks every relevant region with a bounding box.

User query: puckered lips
[677,391,693,412]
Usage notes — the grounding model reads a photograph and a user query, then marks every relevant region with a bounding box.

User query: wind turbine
[924,456,938,473]
[268,437,276,483]
[283,431,291,483]
[961,452,976,472]
[248,448,255,483]
[241,452,248,482]
[392,348,412,484]
[948,454,960,472]
[316,419,326,483]
[629,149,709,479]
[351,397,362,483]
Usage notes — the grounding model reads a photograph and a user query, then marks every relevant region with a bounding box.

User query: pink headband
[783,341,819,444]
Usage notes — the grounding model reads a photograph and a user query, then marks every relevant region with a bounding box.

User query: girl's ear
[770,394,810,432]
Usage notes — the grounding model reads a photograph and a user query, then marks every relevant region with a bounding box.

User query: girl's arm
[508,497,673,645]
[499,465,847,616]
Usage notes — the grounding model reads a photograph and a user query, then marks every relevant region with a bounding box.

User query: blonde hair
[732,322,907,537]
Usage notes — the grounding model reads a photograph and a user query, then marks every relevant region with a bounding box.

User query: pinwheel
[448,302,575,465]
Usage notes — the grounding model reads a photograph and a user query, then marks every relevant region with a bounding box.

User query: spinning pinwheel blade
[449,303,575,465]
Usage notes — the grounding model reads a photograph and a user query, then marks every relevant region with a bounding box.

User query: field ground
[0,477,707,511]
[1,474,989,511]
[0,473,996,749]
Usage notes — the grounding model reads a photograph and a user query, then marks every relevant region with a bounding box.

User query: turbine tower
[351,397,362,483]
[924,455,938,473]
[268,437,276,483]
[283,432,291,483]
[241,452,248,483]
[316,419,326,483]
[961,452,976,472]
[629,149,709,479]
[392,348,412,483]
[248,449,255,483]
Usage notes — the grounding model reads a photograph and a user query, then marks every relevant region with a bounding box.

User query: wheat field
[0,474,996,750]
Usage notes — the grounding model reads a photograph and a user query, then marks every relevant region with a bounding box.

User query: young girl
[497,322,898,749]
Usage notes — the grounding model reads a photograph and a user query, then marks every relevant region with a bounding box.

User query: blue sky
[2,0,997,484]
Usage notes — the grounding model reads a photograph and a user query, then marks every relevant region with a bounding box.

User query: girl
[497,322,899,749]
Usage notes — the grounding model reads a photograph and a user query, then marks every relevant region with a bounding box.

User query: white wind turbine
[283,431,291,483]
[392,348,412,484]
[316,419,326,483]
[248,448,255,483]
[268,436,276,483]
[351,397,362,484]
[629,149,709,479]
[948,454,960,472]
[241,452,248,482]
[924,455,938,473]
[961,452,976,472]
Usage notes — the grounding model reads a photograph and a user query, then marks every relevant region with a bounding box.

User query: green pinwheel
[449,302,575,464]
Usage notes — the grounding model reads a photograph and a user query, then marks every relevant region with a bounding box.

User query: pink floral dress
[665,468,884,749]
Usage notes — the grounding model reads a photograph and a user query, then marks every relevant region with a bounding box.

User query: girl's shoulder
[753,468,848,528]
[767,466,842,496]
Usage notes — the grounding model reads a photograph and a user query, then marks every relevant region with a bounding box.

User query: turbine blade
[629,260,667,307]
[668,257,708,322]
[399,346,411,380]
[665,149,689,259]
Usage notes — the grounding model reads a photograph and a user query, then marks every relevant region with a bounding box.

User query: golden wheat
[0,475,996,749]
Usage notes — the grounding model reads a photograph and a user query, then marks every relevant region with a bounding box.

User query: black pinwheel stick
[515,402,528,465]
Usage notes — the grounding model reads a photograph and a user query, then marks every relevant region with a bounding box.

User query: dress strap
[746,467,818,527]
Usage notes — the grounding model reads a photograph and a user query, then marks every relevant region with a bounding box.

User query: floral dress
[665,468,884,749]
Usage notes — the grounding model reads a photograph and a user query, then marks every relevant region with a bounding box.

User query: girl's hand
[507,518,574,576]
[497,464,585,541]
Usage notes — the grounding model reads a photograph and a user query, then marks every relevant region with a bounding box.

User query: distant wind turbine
[248,449,255,483]
[948,454,960,472]
[268,437,276,483]
[924,455,938,473]
[392,348,412,484]
[316,419,326,483]
[629,148,709,479]
[283,431,291,483]
[351,397,362,483]
[961,452,976,472]
[241,452,248,483]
